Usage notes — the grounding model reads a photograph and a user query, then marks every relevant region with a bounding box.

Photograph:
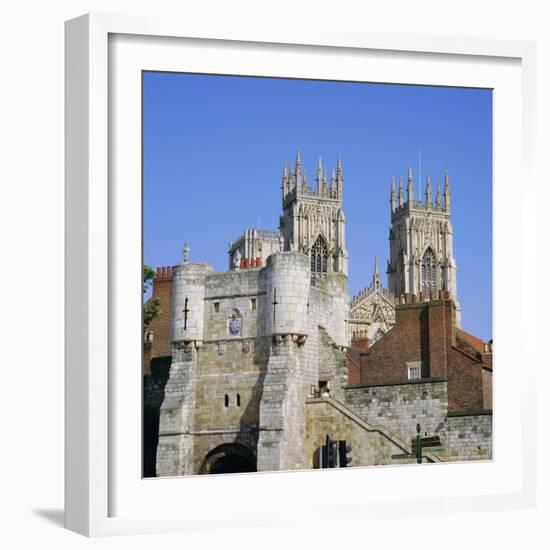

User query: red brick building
[350,294,492,412]
[143,266,173,375]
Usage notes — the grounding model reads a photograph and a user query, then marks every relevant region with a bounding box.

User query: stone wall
[445,412,493,461]
[156,352,198,476]
[342,380,492,464]
[305,399,409,468]
[344,379,449,448]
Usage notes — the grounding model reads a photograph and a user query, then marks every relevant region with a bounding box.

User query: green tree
[143,264,161,326]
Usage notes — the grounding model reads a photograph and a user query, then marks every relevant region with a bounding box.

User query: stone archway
[199,443,257,475]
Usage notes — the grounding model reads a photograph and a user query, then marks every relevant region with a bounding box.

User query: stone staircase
[307,395,443,463]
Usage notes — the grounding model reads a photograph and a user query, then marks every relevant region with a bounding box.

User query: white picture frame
[65,13,537,537]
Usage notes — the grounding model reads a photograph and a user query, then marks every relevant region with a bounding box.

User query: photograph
[141,71,493,477]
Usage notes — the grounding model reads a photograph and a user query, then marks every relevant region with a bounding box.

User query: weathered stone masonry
[145,153,492,476]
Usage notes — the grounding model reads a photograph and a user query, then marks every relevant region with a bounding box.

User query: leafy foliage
[143,264,161,326]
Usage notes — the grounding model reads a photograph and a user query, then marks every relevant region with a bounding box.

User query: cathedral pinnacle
[425,175,432,205]
[317,157,324,196]
[444,170,451,211]
[436,182,441,208]
[336,156,343,199]
[390,176,397,211]
[288,161,294,192]
[282,162,289,197]
[371,256,382,290]
[295,150,303,192]
[407,166,414,202]
[398,176,404,206]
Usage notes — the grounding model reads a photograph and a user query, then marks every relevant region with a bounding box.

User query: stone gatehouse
[143,152,492,476]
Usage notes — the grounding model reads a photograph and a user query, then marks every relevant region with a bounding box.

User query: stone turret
[171,262,212,349]
[156,259,213,477]
[265,251,309,338]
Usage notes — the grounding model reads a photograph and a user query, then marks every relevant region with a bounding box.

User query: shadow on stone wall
[233,336,268,463]
[143,355,171,477]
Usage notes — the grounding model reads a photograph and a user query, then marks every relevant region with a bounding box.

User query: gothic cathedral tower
[279,151,349,285]
[387,168,459,320]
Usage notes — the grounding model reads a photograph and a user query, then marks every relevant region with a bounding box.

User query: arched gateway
[199,443,257,475]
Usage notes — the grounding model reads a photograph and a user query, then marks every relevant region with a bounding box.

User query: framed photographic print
[65,13,536,536]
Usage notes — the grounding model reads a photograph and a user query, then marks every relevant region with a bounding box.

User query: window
[310,237,328,285]
[224,394,229,407]
[250,298,257,310]
[318,380,330,397]
[214,302,220,313]
[236,393,241,407]
[408,365,422,380]
[421,249,436,295]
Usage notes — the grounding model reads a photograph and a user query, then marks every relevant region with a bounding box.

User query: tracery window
[421,248,436,295]
[310,237,328,285]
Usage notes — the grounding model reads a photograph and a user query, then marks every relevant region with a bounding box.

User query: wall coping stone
[205,291,267,300]
[345,377,447,390]
[447,409,493,417]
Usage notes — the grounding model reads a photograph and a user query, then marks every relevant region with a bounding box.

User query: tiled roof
[455,327,486,354]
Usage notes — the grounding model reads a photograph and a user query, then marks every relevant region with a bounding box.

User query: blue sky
[143,72,492,340]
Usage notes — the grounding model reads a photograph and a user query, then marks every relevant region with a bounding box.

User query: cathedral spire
[398,176,404,206]
[425,175,432,206]
[436,181,441,208]
[407,166,414,202]
[390,176,396,212]
[444,170,451,211]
